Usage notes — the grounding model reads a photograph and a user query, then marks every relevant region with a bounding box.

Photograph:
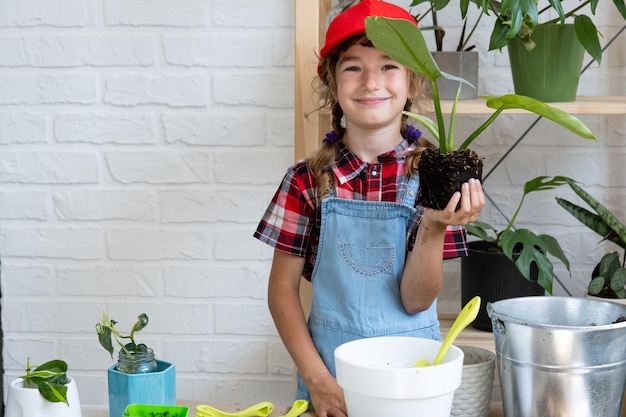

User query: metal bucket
[487,296,626,417]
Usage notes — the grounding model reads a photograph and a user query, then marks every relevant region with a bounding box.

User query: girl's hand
[424,178,485,227]
[308,373,347,417]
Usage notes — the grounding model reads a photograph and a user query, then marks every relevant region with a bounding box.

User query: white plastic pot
[335,336,463,417]
[5,376,82,417]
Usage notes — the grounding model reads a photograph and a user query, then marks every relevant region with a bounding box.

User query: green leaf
[499,0,538,38]
[465,220,497,242]
[566,179,626,248]
[599,252,621,277]
[588,276,606,295]
[610,268,626,292]
[38,381,69,405]
[500,229,571,295]
[522,175,570,194]
[96,325,114,358]
[403,111,439,141]
[488,19,512,50]
[556,197,625,249]
[365,17,441,80]
[484,95,597,140]
[132,313,149,333]
[574,15,601,64]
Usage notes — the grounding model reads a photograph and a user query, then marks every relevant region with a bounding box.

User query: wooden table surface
[180,400,506,417]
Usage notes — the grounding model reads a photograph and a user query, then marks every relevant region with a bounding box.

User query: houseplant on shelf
[97,312,176,417]
[469,0,626,101]
[409,0,485,99]
[555,177,626,302]
[364,16,596,211]
[5,358,81,417]
[463,176,573,330]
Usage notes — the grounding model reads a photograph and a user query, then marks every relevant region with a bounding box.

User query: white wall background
[0,0,624,408]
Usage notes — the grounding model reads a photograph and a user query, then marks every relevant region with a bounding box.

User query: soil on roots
[417,147,483,210]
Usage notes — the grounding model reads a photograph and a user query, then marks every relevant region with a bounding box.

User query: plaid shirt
[254,139,468,281]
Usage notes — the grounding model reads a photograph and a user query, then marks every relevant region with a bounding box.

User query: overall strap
[401,174,420,207]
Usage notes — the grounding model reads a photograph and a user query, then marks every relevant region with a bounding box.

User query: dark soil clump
[417,147,483,210]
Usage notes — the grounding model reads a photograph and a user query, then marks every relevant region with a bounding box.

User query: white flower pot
[335,336,463,417]
[5,376,82,417]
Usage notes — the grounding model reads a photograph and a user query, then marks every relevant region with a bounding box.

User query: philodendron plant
[466,176,572,295]
[96,312,150,359]
[20,358,71,405]
[364,16,596,209]
[556,178,626,299]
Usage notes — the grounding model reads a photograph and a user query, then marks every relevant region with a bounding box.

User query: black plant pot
[461,240,545,332]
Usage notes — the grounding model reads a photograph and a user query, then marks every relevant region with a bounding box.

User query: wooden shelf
[439,96,626,115]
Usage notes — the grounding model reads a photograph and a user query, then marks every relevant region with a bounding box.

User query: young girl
[254,1,485,416]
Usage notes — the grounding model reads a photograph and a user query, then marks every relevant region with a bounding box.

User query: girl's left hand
[426,178,485,227]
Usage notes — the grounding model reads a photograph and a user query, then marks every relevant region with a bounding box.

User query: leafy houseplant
[466,176,573,295]
[363,17,596,210]
[19,358,71,405]
[410,0,483,52]
[468,0,626,62]
[96,312,176,417]
[468,1,626,101]
[556,178,626,299]
[6,358,82,417]
[409,0,485,100]
[96,312,151,366]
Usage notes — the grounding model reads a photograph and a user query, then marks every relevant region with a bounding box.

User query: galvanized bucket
[487,296,626,417]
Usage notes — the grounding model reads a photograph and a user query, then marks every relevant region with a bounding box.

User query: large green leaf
[365,17,441,80]
[500,229,571,295]
[488,19,512,50]
[365,16,474,88]
[574,15,601,64]
[485,95,596,140]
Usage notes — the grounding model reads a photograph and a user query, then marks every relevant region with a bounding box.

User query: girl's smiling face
[334,44,411,133]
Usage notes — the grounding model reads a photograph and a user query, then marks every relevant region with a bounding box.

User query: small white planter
[335,336,463,417]
[451,345,496,417]
[5,376,82,417]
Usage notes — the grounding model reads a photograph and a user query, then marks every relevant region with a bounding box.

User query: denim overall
[295,175,441,401]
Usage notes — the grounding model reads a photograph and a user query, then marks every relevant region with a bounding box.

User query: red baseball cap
[320,0,417,59]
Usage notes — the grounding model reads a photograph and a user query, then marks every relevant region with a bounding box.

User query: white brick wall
[0,0,625,409]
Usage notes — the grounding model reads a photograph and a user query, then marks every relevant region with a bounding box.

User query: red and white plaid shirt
[254,139,468,281]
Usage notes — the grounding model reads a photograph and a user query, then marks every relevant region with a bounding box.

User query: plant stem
[505,194,525,232]
[458,107,504,149]
[431,80,447,152]
[459,10,484,51]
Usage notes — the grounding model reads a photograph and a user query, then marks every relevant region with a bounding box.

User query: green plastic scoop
[414,295,481,367]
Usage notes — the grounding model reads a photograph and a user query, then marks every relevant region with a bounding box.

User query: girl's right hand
[308,373,348,417]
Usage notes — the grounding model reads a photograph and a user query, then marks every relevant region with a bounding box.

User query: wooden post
[294,0,331,162]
